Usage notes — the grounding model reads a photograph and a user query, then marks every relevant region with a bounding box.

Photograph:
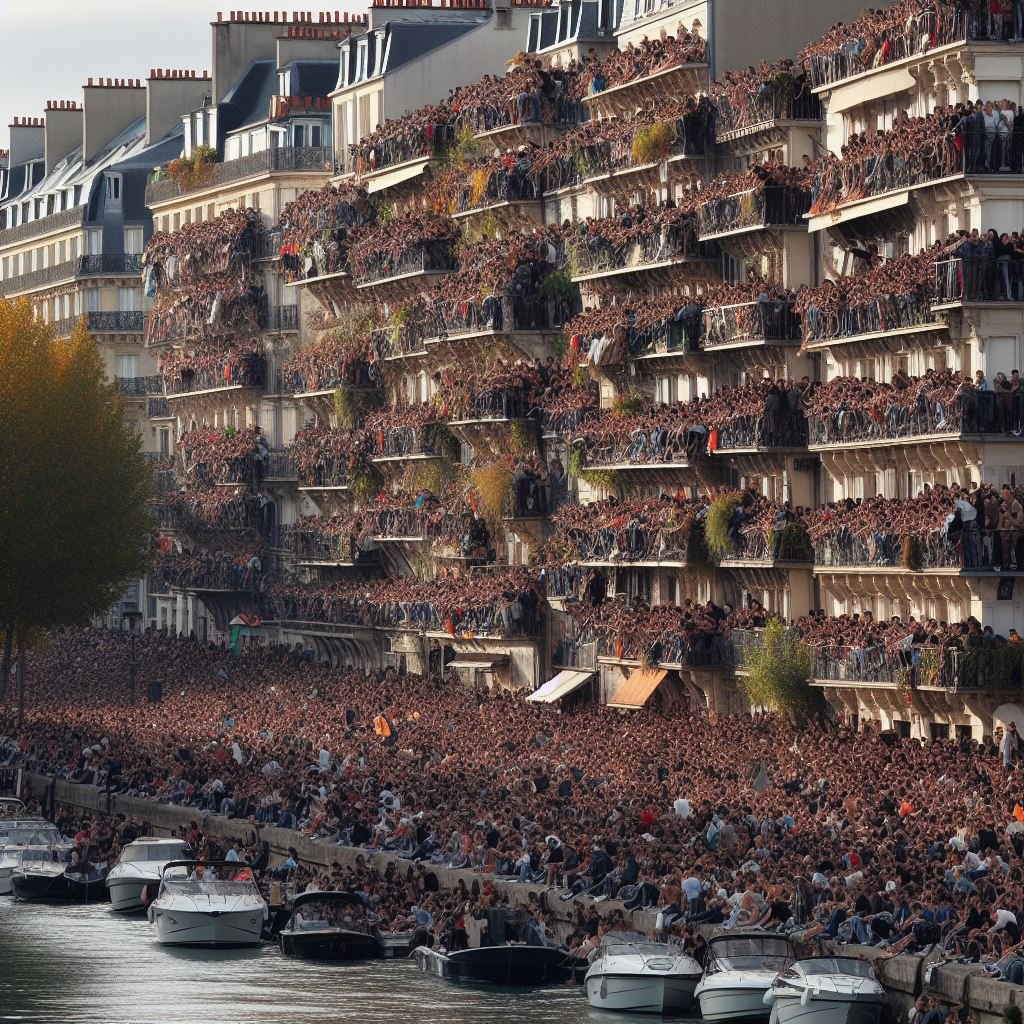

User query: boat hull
[107,876,160,912]
[279,928,381,960]
[773,994,886,1024]
[698,983,774,1021]
[152,908,264,947]
[586,971,698,1013]
[10,872,68,901]
[415,944,576,986]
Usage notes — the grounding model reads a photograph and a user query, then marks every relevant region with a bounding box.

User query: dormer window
[106,174,122,210]
[279,71,290,96]
[357,39,368,79]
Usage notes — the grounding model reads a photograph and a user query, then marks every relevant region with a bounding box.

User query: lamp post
[121,610,144,704]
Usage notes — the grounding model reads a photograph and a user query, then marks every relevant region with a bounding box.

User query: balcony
[933,256,1024,307]
[343,124,455,183]
[464,97,585,147]
[148,397,171,419]
[807,393,1010,451]
[371,324,428,362]
[562,527,691,568]
[452,172,544,228]
[371,424,452,464]
[264,449,298,481]
[810,644,1023,694]
[116,375,164,398]
[146,146,333,205]
[696,186,811,243]
[265,304,299,333]
[287,530,356,566]
[582,62,710,120]
[254,229,283,262]
[79,254,143,276]
[801,291,944,354]
[702,300,800,352]
[296,460,351,491]
[51,310,146,338]
[720,529,814,568]
[352,242,457,294]
[165,358,267,398]
[577,130,705,195]
[0,203,86,247]
[627,318,702,370]
[569,223,718,292]
[714,89,822,145]
[813,527,1024,577]
[713,411,808,455]
[573,431,712,485]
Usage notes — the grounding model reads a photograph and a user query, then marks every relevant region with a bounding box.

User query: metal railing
[0,258,78,296]
[802,287,936,342]
[703,300,800,347]
[455,168,540,213]
[164,358,267,395]
[0,204,86,246]
[148,397,171,418]
[730,628,767,672]
[596,631,729,668]
[723,530,813,563]
[810,644,1023,692]
[89,310,145,332]
[79,254,143,275]
[295,459,350,488]
[697,186,811,237]
[715,411,808,450]
[352,242,457,288]
[570,223,714,276]
[344,124,456,177]
[151,468,178,496]
[371,424,450,459]
[264,449,297,480]
[116,375,163,397]
[146,146,333,204]
[805,9,983,90]
[560,525,690,563]
[458,96,585,135]
[580,426,705,467]
[808,392,1007,445]
[371,324,428,360]
[265,304,299,332]
[254,229,283,261]
[934,256,1024,304]
[714,87,821,139]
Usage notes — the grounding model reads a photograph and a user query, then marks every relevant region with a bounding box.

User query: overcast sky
[2,2,361,143]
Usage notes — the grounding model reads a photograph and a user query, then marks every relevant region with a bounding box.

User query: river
[0,900,698,1024]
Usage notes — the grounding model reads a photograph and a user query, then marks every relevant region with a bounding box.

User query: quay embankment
[25,772,1024,1024]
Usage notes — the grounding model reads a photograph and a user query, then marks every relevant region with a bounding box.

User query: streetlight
[121,610,144,704]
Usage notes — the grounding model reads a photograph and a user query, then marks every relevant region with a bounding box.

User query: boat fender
[762,990,775,1006]
[655,912,665,932]
[147,906,155,924]
[141,885,151,906]
[800,987,812,1006]
[263,906,269,922]
[600,978,608,1000]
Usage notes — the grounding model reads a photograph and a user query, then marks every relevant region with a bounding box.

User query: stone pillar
[175,592,186,637]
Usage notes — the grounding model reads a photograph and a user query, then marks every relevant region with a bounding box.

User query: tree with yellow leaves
[0,300,151,723]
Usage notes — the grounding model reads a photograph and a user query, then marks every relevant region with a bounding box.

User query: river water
[0,900,696,1024]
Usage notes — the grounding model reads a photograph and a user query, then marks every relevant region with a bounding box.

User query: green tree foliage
[704,493,740,557]
[738,618,825,725]
[0,301,151,720]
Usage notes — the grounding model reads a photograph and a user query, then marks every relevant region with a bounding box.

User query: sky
[1,1,362,145]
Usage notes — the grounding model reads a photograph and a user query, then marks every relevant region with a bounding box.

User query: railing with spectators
[703,299,800,347]
[934,256,1024,304]
[802,286,937,342]
[116,376,164,397]
[697,186,811,237]
[345,123,457,177]
[715,410,808,450]
[352,241,458,287]
[714,86,822,139]
[164,358,266,395]
[570,222,714,276]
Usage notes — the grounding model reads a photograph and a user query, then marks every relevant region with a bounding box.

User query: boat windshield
[604,942,681,958]
[0,826,62,847]
[294,897,373,932]
[165,879,259,896]
[0,799,27,816]
[122,842,191,863]
[20,848,59,864]
[709,936,792,971]
[791,958,874,979]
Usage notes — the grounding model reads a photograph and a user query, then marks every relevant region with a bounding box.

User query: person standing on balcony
[955,488,980,567]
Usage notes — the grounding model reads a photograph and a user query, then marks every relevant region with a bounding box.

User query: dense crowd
[283,331,379,393]
[143,208,261,289]
[347,214,459,285]
[179,427,269,487]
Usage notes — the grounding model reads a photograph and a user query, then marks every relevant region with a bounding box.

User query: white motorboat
[106,837,193,912]
[0,819,68,895]
[695,932,795,1022]
[148,861,268,947]
[764,956,887,1024]
[585,935,702,1013]
[0,797,28,817]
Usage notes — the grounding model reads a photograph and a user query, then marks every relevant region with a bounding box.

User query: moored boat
[413,942,580,985]
[585,934,702,1013]
[764,956,887,1024]
[278,890,383,960]
[0,819,69,896]
[9,846,68,901]
[147,860,268,947]
[106,837,192,912]
[695,932,795,1022]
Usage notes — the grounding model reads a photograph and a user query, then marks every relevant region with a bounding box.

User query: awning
[607,667,668,709]
[827,66,915,114]
[807,189,909,235]
[447,654,509,671]
[367,158,429,194]
[527,669,594,704]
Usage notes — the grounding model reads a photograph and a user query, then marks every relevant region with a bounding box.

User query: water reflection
[0,901,697,1024]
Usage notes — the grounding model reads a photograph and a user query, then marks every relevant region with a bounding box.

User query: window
[85,288,101,312]
[119,287,139,312]
[251,129,266,154]
[105,175,121,203]
[116,354,138,379]
[159,428,170,457]
[123,226,144,255]
[86,228,102,256]
[357,40,368,79]
[293,123,306,148]
[225,135,242,161]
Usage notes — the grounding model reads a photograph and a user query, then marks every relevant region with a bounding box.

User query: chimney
[7,117,45,169]
[82,78,146,163]
[44,101,83,175]
[146,69,213,146]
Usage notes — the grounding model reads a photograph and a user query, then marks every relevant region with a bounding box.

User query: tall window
[119,287,139,312]
[105,175,122,209]
[116,353,138,379]
[123,226,144,254]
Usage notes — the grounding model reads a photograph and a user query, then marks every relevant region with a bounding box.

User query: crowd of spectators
[696,164,814,235]
[153,548,264,592]
[283,331,379,394]
[179,427,269,487]
[712,60,818,136]
[347,213,459,286]
[143,209,261,290]
[275,184,375,283]
[584,29,707,95]
[287,426,370,489]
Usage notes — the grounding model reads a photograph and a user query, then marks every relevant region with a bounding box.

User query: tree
[0,300,152,721]
[738,617,827,725]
